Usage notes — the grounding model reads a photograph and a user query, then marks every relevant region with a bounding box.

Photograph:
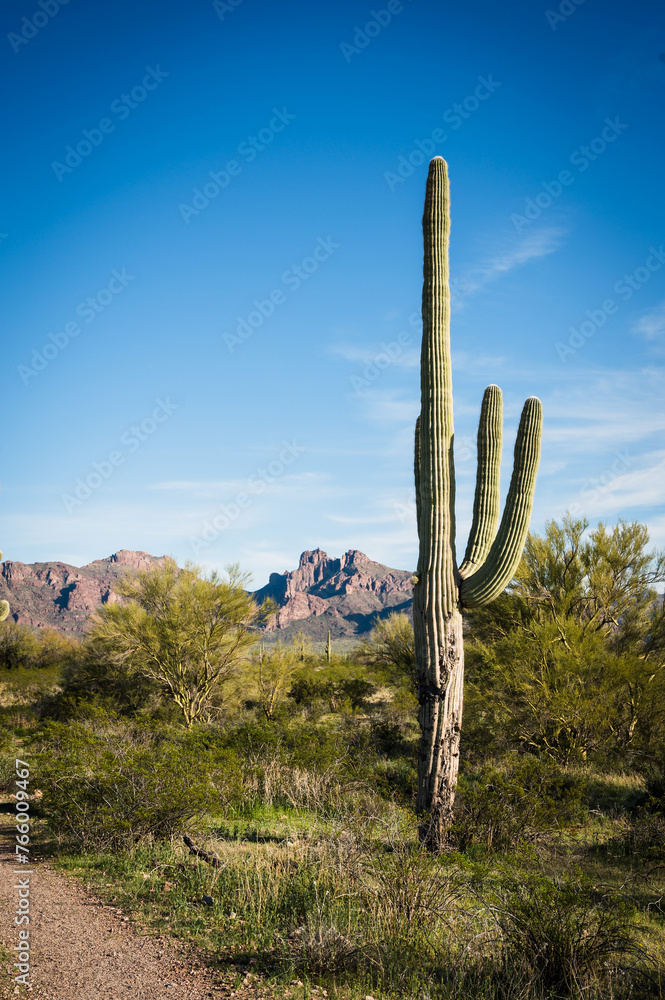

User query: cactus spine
[413,158,542,849]
[0,552,8,623]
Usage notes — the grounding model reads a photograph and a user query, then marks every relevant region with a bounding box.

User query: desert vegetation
[1,515,664,999]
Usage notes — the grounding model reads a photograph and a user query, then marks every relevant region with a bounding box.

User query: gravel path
[0,811,243,999]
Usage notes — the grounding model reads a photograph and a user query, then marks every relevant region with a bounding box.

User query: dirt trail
[0,811,230,999]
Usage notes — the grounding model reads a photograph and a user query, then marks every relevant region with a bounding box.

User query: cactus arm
[460,396,543,608]
[458,384,503,579]
[414,415,422,540]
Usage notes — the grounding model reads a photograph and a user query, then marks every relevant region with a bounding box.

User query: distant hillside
[0,547,414,640]
[0,550,166,634]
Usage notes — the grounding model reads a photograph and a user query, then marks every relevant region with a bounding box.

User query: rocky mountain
[0,547,414,641]
[0,550,166,634]
[254,548,414,642]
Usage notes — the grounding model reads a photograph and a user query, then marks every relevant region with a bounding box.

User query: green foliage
[465,515,665,770]
[513,516,665,638]
[33,714,223,850]
[0,622,79,671]
[253,632,310,720]
[42,634,168,722]
[86,558,275,727]
[288,662,377,715]
[355,612,416,692]
[482,859,646,995]
[451,756,586,853]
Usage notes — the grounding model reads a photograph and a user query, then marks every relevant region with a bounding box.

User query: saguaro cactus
[412,158,542,850]
[0,551,9,622]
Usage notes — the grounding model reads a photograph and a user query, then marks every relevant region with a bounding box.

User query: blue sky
[2,0,664,588]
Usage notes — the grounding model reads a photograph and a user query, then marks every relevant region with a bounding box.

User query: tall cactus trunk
[412,158,463,849]
[412,158,542,851]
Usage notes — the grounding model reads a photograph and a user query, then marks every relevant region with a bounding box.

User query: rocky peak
[0,550,166,634]
[254,548,413,635]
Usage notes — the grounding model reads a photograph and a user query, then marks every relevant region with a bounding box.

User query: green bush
[288,663,376,714]
[42,640,167,721]
[0,623,79,672]
[33,714,221,851]
[483,860,645,995]
[451,756,586,852]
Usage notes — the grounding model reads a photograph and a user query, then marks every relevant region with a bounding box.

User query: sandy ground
[0,809,271,999]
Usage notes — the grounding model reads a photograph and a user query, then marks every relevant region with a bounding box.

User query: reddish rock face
[254,548,413,637]
[0,551,166,635]
[0,547,414,640]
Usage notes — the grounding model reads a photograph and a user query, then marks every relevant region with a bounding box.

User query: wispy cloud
[151,480,231,492]
[451,227,565,307]
[330,342,419,368]
[360,389,420,425]
[633,300,665,341]
[150,472,332,506]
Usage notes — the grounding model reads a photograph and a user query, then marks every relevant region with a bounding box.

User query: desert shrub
[290,920,360,973]
[33,714,221,850]
[600,810,665,863]
[288,664,376,714]
[483,860,646,996]
[189,718,384,818]
[0,624,79,672]
[451,756,586,852]
[0,750,17,792]
[355,838,464,941]
[643,761,665,809]
[374,758,418,805]
[43,639,167,721]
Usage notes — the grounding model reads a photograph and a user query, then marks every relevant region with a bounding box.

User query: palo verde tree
[465,515,665,764]
[87,558,275,727]
[412,157,542,849]
[356,612,417,693]
[254,631,311,721]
